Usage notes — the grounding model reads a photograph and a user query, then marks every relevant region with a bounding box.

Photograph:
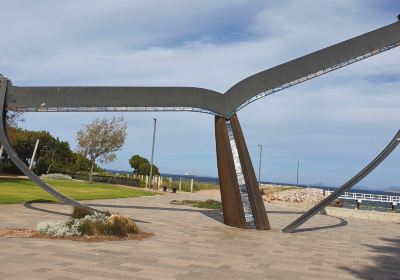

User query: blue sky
[1,0,399,189]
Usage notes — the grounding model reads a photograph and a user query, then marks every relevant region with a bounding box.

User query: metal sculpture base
[0,77,97,214]
[215,114,270,230]
[282,130,400,233]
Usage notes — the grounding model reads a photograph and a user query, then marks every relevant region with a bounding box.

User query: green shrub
[71,206,93,219]
[78,218,108,236]
[106,214,139,236]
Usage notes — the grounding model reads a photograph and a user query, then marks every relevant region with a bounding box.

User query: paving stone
[0,192,399,279]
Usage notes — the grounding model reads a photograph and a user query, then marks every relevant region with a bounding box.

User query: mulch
[0,228,154,242]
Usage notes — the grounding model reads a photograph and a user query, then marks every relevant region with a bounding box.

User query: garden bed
[0,228,153,242]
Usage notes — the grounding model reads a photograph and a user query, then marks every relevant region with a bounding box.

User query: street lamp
[148,118,157,189]
[258,144,262,185]
[296,160,300,185]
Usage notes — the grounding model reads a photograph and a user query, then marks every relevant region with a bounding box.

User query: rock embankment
[262,187,325,207]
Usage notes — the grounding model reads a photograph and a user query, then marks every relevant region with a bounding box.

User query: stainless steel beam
[0,77,98,213]
[225,21,400,114]
[282,130,400,233]
[6,86,225,116]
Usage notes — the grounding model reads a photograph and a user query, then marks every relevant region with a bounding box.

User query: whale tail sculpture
[1,17,400,231]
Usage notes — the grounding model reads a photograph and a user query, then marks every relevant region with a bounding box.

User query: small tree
[76,116,127,182]
[129,154,159,176]
[42,138,74,174]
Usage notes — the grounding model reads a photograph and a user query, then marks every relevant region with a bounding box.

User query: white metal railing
[325,190,400,203]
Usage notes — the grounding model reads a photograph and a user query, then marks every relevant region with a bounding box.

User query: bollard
[356,199,362,209]
[190,179,194,193]
[29,139,40,170]
[391,202,397,212]
[179,178,182,191]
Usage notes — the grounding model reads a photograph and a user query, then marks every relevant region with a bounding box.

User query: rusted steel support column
[215,113,270,230]
[230,115,270,230]
[215,115,247,228]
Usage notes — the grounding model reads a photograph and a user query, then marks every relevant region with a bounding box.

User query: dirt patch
[195,189,221,196]
[0,228,154,242]
[264,188,325,206]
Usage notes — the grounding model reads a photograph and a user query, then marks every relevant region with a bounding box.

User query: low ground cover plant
[40,173,72,180]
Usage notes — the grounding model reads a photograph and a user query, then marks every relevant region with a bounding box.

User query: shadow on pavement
[339,237,400,279]
[23,200,151,224]
[87,203,225,224]
[23,200,349,232]
[24,200,71,217]
[291,215,348,233]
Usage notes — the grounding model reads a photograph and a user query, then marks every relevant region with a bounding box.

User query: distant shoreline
[105,169,399,194]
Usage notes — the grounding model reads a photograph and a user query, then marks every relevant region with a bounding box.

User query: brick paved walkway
[0,192,399,279]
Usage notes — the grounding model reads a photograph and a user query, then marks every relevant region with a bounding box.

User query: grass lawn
[0,177,158,204]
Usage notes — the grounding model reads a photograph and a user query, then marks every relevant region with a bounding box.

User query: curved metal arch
[225,20,400,116]
[6,85,226,116]
[282,130,400,233]
[0,77,98,213]
[1,18,400,230]
[4,20,400,118]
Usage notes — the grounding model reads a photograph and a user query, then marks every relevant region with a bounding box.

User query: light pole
[258,144,263,185]
[296,160,300,185]
[148,118,157,189]
[29,139,40,170]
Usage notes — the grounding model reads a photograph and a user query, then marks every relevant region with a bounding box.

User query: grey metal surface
[6,86,225,115]
[148,118,157,189]
[4,20,400,118]
[0,77,97,213]
[282,130,400,233]
[225,21,400,114]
